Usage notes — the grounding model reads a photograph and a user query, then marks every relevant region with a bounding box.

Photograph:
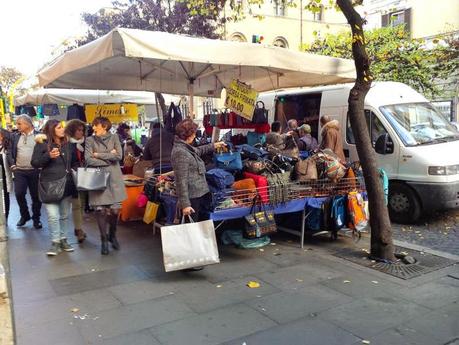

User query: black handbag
[38,147,70,203]
[244,195,277,239]
[252,101,268,124]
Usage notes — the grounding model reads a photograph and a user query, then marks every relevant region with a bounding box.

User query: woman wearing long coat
[85,117,127,255]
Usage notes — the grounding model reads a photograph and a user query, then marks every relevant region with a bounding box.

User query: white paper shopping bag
[160,219,220,272]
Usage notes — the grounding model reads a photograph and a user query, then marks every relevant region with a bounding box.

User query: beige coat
[320,120,346,162]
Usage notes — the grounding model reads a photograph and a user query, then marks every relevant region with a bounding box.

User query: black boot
[108,212,120,250]
[108,226,120,250]
[96,210,109,255]
[101,238,109,255]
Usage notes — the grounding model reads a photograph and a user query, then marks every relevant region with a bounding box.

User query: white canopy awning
[13,88,180,106]
[38,28,356,97]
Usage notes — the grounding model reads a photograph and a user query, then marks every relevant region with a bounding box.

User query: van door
[345,109,399,176]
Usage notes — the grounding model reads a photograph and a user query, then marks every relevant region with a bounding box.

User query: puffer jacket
[171,138,215,208]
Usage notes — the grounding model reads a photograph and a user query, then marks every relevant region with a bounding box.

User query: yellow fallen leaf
[71,308,79,313]
[247,281,261,288]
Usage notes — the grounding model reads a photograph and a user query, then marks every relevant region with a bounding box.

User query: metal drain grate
[333,246,457,280]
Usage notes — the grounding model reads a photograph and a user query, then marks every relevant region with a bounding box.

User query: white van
[258,81,459,223]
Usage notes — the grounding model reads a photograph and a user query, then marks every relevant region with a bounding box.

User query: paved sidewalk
[5,204,459,345]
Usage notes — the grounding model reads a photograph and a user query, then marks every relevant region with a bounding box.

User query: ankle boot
[74,229,87,243]
[101,238,109,255]
[108,226,120,250]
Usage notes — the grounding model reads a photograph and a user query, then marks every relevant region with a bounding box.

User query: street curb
[393,239,459,262]
[0,221,14,345]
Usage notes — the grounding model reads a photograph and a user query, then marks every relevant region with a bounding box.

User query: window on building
[313,5,324,21]
[274,0,286,16]
[229,32,247,42]
[381,8,411,33]
[273,37,289,48]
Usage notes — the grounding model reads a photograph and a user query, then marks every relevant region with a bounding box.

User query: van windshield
[380,103,459,146]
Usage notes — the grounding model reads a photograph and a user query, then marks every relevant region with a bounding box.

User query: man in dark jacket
[7,115,42,228]
[143,124,175,171]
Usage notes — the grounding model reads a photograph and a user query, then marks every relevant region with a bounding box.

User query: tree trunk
[337,0,395,261]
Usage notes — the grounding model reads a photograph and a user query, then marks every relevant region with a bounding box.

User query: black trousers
[189,192,212,222]
[14,169,41,221]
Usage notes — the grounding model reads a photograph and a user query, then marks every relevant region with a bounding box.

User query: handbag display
[252,101,268,124]
[160,217,220,272]
[244,195,277,239]
[243,160,267,174]
[214,150,243,171]
[247,132,266,146]
[295,158,318,182]
[72,167,110,191]
[315,149,346,181]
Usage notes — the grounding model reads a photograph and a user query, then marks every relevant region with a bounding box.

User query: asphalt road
[391,209,459,256]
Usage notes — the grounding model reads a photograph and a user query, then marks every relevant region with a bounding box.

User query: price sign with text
[224,80,258,121]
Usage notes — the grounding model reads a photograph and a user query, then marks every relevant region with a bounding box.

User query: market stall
[37,28,363,247]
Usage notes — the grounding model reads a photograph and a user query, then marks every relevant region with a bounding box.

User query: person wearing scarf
[65,119,87,243]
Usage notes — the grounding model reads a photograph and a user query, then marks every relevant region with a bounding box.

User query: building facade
[224,1,349,50]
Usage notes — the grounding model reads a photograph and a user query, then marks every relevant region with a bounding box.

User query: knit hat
[299,124,311,134]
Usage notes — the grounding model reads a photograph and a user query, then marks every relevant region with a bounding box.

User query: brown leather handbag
[295,158,318,182]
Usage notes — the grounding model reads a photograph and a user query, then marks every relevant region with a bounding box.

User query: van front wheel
[388,182,421,224]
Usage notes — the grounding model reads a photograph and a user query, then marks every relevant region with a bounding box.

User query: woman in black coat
[31,120,78,256]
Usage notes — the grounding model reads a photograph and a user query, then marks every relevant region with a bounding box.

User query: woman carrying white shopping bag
[167,119,226,271]
[161,216,220,272]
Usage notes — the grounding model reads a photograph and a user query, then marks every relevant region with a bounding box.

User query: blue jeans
[44,196,71,243]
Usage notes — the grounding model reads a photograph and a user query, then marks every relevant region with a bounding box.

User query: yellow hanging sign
[224,79,258,121]
[85,104,138,123]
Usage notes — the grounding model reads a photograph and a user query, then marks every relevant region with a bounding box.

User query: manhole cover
[333,246,457,280]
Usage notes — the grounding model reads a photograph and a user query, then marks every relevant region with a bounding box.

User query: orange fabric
[347,191,368,230]
[120,184,145,222]
[232,178,257,205]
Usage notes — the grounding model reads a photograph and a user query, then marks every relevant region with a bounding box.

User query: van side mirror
[375,133,394,154]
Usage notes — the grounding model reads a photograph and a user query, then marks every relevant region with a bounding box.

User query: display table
[120,175,145,222]
[157,194,329,248]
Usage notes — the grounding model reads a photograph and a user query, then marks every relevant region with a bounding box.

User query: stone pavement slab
[77,295,195,342]
[174,275,279,313]
[49,265,148,296]
[403,302,459,344]
[246,284,352,324]
[395,278,459,309]
[362,326,443,345]
[318,297,431,339]
[14,288,121,328]
[223,317,361,345]
[16,318,86,345]
[150,304,276,345]
[102,329,161,345]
